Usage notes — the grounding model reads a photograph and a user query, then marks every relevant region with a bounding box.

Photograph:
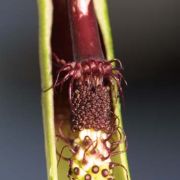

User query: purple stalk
[67,0,104,60]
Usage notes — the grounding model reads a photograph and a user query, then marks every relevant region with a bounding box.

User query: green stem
[37,0,58,180]
[93,0,114,59]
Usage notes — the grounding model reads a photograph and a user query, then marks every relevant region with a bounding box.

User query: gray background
[0,0,179,179]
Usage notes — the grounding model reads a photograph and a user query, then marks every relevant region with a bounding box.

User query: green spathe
[37,0,131,179]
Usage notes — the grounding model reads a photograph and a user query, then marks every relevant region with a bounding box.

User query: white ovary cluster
[71,129,114,179]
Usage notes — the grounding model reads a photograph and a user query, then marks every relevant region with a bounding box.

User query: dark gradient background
[0,0,179,180]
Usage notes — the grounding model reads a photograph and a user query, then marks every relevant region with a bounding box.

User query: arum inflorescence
[38,0,131,179]
[52,0,128,180]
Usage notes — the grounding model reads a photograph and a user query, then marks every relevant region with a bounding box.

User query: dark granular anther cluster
[71,84,115,132]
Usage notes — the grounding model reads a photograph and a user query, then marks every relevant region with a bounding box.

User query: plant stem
[37,0,58,180]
